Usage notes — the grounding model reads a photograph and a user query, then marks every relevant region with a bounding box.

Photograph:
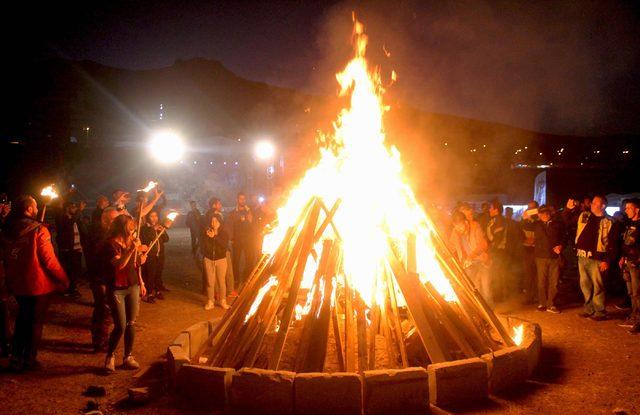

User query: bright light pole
[254,140,276,161]
[149,130,185,164]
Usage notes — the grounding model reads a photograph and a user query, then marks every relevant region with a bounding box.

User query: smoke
[305,0,640,136]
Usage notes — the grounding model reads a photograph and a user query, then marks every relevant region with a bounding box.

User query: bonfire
[200,16,520,373]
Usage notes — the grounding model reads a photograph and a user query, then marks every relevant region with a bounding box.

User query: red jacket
[3,217,69,296]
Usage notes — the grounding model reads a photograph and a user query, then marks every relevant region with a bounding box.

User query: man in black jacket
[228,193,255,289]
[534,206,565,313]
[55,200,86,298]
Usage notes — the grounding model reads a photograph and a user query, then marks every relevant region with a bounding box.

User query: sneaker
[629,323,640,334]
[618,318,635,328]
[204,301,215,311]
[123,355,140,370]
[105,354,116,373]
[547,306,561,314]
[536,305,546,312]
[219,300,230,310]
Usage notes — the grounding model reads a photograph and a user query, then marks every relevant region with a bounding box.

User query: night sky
[6,0,640,136]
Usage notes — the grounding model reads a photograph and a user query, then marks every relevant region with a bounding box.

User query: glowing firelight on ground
[261,14,458,308]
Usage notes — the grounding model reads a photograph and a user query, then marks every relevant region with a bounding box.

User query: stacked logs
[201,196,514,372]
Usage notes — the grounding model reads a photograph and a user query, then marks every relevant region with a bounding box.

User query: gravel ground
[0,227,639,415]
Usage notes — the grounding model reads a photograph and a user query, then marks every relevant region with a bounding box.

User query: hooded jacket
[3,216,68,296]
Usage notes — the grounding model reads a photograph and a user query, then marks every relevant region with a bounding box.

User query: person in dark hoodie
[201,212,230,310]
[534,206,565,313]
[4,195,69,371]
[618,198,640,333]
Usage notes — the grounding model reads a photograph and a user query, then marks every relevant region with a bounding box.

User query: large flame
[262,16,457,305]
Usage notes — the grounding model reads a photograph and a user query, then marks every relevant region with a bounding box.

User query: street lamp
[254,140,275,161]
[149,130,185,163]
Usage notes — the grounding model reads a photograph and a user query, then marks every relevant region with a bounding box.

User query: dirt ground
[1,227,639,415]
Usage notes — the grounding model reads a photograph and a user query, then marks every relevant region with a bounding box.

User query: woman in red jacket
[102,214,147,372]
[4,195,69,371]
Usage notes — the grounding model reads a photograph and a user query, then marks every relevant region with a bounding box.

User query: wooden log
[294,240,334,371]
[428,228,515,347]
[300,244,337,372]
[242,201,322,368]
[386,246,450,363]
[356,299,369,371]
[332,298,346,371]
[314,199,342,242]
[343,267,357,372]
[407,233,417,273]
[384,268,408,368]
[318,199,342,241]
[268,201,322,370]
[379,296,399,369]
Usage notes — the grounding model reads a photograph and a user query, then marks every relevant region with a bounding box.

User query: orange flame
[40,185,59,200]
[512,324,524,346]
[138,181,157,193]
[262,16,458,306]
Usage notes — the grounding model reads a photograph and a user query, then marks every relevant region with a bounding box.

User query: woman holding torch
[201,212,230,310]
[102,214,148,372]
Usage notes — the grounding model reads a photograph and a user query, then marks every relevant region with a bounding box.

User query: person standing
[449,211,493,306]
[186,201,202,257]
[486,200,509,301]
[55,200,86,298]
[569,195,613,320]
[4,195,69,371]
[521,201,539,303]
[228,193,255,289]
[533,206,564,313]
[102,214,147,372]
[201,212,230,310]
[618,199,640,333]
[140,211,169,303]
[86,196,111,352]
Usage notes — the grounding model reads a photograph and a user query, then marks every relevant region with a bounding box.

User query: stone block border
[168,317,541,413]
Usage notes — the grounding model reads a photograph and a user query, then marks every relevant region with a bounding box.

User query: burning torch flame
[40,185,59,200]
[512,324,524,346]
[166,211,179,222]
[138,181,157,193]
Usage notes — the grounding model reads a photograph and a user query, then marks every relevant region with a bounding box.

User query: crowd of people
[446,195,640,334]
[0,187,275,373]
[0,187,638,375]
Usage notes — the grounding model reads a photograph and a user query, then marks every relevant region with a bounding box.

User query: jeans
[535,257,560,308]
[578,256,606,316]
[90,282,111,348]
[225,250,235,295]
[204,257,227,303]
[12,295,51,364]
[232,241,255,289]
[624,263,640,322]
[107,285,140,357]
[467,262,493,307]
[189,228,199,255]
